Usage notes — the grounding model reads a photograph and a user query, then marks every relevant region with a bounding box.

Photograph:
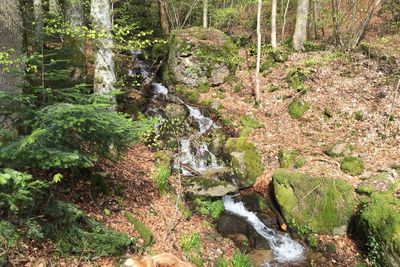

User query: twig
[298,183,321,203]
[385,78,400,132]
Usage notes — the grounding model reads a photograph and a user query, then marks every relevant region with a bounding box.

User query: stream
[133,51,306,266]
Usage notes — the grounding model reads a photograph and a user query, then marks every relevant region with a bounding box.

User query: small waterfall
[223,195,304,264]
[186,105,214,134]
[152,82,169,95]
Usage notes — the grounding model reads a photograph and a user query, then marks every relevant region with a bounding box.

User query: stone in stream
[163,27,238,87]
[184,176,237,197]
[353,167,400,266]
[273,169,356,235]
[223,137,265,188]
[162,103,189,121]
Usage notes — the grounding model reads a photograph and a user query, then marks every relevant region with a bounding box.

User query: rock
[164,27,238,87]
[162,103,189,121]
[325,143,351,157]
[239,115,263,129]
[123,253,193,267]
[223,137,265,189]
[235,193,268,213]
[184,176,237,197]
[288,98,309,119]
[229,233,251,252]
[278,150,306,169]
[356,171,397,195]
[273,169,356,235]
[248,249,273,267]
[217,212,270,250]
[354,181,400,266]
[340,156,365,176]
[208,132,226,157]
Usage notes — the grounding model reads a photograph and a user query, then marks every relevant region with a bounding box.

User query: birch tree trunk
[90,0,116,95]
[33,0,44,49]
[203,0,208,28]
[255,0,262,103]
[293,0,309,51]
[0,0,23,93]
[281,0,290,39]
[271,0,278,48]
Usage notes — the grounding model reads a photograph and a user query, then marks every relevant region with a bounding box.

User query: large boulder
[272,169,356,235]
[163,27,238,87]
[354,169,400,266]
[223,137,264,188]
[184,176,237,197]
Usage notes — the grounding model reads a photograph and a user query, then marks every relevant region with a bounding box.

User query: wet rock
[235,193,268,213]
[164,27,238,87]
[223,137,265,189]
[184,177,237,197]
[273,169,356,235]
[217,213,270,250]
[325,143,351,157]
[340,156,365,176]
[248,249,273,267]
[162,103,189,121]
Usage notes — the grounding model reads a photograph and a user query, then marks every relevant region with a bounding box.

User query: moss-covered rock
[164,27,238,87]
[125,212,153,247]
[340,156,365,176]
[288,98,309,119]
[273,169,356,235]
[223,137,265,188]
[354,178,400,266]
[278,150,306,169]
[325,143,351,157]
[286,67,308,92]
[185,177,237,197]
[239,115,263,129]
[175,84,201,103]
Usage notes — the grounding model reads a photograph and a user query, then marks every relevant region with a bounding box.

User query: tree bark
[0,0,24,93]
[271,0,278,48]
[49,0,61,15]
[293,0,309,51]
[281,0,290,39]
[331,0,341,46]
[203,0,208,28]
[158,0,170,34]
[255,0,262,103]
[33,0,44,49]
[90,0,116,95]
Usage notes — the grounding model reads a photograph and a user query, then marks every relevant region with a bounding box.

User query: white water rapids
[223,195,304,264]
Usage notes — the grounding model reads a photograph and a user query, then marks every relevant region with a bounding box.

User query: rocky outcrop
[163,27,238,87]
[273,169,356,235]
[223,137,264,188]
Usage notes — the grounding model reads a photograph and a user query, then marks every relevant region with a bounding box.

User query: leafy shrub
[180,232,202,253]
[153,163,171,193]
[193,198,224,220]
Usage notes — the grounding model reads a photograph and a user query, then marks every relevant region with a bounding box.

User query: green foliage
[125,212,153,248]
[45,201,133,257]
[214,255,230,267]
[303,41,326,52]
[286,67,309,92]
[278,150,306,169]
[231,251,253,267]
[153,163,171,193]
[0,169,49,216]
[0,221,19,248]
[193,198,225,220]
[180,232,202,253]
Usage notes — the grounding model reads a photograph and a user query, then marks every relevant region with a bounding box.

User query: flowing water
[133,51,305,265]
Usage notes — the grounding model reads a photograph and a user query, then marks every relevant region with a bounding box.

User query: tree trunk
[33,0,44,49]
[0,0,24,93]
[158,0,170,34]
[49,0,60,15]
[203,0,208,28]
[90,0,116,95]
[281,0,290,39]
[331,0,341,46]
[255,0,262,103]
[293,0,309,51]
[271,0,278,48]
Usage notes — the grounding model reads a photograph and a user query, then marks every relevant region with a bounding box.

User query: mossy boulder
[278,150,306,169]
[325,143,351,157]
[162,103,189,121]
[340,156,365,176]
[288,98,309,119]
[185,177,237,197]
[164,27,238,87]
[223,137,265,188]
[273,169,356,235]
[354,178,400,266]
[356,171,397,195]
[239,115,263,129]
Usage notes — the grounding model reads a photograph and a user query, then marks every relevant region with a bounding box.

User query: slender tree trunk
[271,0,278,48]
[49,0,60,15]
[158,0,170,34]
[203,0,208,28]
[331,0,341,46]
[293,0,310,51]
[312,0,319,39]
[0,0,24,94]
[281,0,290,39]
[33,0,44,49]
[90,0,116,95]
[255,0,262,103]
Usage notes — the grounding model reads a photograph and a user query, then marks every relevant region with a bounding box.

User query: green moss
[197,83,210,93]
[288,98,310,119]
[175,84,201,103]
[340,156,365,176]
[239,127,252,137]
[286,67,308,92]
[224,137,264,188]
[273,169,356,234]
[278,150,306,169]
[125,212,153,248]
[294,156,307,169]
[239,115,263,128]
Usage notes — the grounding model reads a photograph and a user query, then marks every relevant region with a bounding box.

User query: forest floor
[17,36,399,267]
